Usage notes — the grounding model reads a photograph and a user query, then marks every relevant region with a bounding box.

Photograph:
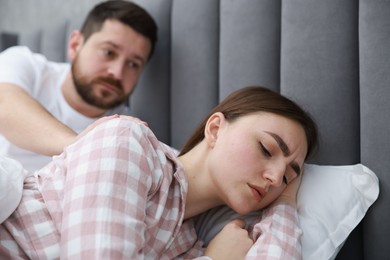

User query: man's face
[70,19,152,110]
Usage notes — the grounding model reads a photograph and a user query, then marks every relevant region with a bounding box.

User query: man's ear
[204,112,225,148]
[67,31,84,62]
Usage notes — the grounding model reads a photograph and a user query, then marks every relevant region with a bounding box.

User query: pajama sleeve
[245,202,302,260]
[58,118,157,259]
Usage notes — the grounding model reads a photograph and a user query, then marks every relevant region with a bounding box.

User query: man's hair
[80,0,158,59]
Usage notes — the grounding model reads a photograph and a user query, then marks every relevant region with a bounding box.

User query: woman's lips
[248,184,266,202]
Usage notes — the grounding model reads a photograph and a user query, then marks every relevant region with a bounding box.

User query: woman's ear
[67,31,84,62]
[204,112,225,148]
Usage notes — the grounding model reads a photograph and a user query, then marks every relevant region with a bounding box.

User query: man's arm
[0,83,77,156]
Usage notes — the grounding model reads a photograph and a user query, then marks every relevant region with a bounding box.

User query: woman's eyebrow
[265,131,290,156]
[265,131,301,175]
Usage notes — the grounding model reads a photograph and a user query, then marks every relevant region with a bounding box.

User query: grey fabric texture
[41,21,68,62]
[220,0,281,98]
[0,32,18,51]
[171,0,220,148]
[280,0,360,165]
[18,29,42,53]
[1,1,389,259]
[359,0,390,259]
[131,0,172,144]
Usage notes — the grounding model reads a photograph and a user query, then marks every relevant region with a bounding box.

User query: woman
[0,86,318,259]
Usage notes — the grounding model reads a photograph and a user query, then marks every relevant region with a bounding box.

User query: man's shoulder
[1,45,33,57]
[0,45,48,66]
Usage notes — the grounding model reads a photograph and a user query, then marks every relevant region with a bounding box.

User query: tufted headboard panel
[1,0,390,259]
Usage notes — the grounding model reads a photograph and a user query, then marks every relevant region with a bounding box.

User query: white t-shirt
[0,46,129,172]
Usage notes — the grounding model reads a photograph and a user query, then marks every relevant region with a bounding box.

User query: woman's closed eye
[283,176,288,185]
[260,142,271,157]
[283,170,299,185]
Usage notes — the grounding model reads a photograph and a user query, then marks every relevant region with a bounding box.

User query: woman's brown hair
[179,86,319,160]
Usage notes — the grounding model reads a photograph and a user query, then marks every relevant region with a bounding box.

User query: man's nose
[107,61,124,80]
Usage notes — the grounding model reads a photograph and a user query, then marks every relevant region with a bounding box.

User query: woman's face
[208,111,308,215]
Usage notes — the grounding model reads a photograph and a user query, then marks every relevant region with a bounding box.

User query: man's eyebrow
[265,131,301,175]
[101,40,120,50]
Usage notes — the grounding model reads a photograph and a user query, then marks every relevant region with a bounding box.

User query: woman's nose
[263,163,286,187]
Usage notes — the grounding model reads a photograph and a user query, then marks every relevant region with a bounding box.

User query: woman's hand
[205,219,253,260]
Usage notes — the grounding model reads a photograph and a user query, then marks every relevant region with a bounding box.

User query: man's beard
[71,59,129,110]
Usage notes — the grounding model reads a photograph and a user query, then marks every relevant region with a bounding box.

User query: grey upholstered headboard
[1,1,390,259]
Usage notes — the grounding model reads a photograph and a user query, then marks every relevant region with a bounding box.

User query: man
[0,0,158,172]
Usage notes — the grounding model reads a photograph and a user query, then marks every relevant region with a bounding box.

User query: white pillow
[194,163,379,260]
[0,156,27,223]
[298,163,379,259]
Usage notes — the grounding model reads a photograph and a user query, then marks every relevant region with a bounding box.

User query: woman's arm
[58,118,153,258]
[246,203,302,259]
[245,175,303,260]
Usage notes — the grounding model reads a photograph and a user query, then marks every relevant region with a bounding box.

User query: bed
[1,1,389,259]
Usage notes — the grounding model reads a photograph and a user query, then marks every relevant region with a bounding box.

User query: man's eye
[103,49,114,57]
[260,143,271,157]
[128,61,140,69]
